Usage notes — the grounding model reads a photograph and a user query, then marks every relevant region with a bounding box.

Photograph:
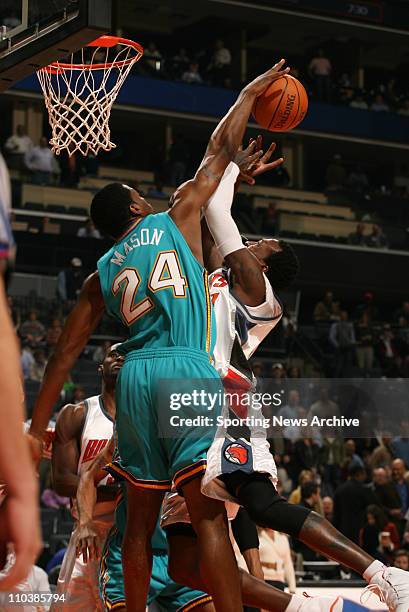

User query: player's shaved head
[90,182,153,238]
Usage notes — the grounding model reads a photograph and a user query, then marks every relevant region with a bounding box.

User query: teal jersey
[97,212,214,355]
[116,485,167,552]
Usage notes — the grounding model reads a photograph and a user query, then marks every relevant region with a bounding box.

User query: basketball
[253,75,308,132]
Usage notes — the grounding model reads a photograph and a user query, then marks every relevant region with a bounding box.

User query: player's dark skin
[76,440,294,612]
[52,346,122,501]
[201,150,374,577]
[28,60,291,612]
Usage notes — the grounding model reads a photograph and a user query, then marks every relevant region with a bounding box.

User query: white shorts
[52,521,112,612]
[201,402,277,503]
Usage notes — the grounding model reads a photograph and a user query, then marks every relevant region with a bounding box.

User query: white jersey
[56,396,114,611]
[71,395,114,522]
[202,268,282,503]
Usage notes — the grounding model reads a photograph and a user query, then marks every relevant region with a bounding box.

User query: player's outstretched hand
[243,59,290,97]
[235,136,284,184]
[0,488,41,590]
[76,522,100,563]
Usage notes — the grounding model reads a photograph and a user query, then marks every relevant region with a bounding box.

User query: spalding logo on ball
[253,74,308,132]
[224,443,249,465]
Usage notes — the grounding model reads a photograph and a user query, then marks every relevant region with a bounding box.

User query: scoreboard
[256,0,384,24]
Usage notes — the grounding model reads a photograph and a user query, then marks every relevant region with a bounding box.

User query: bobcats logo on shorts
[224,443,248,465]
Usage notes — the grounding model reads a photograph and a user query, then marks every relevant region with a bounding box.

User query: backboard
[0,0,112,92]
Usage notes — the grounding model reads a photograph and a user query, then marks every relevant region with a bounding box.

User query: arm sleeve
[231,506,259,553]
[204,161,242,258]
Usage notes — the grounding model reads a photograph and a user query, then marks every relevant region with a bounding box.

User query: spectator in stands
[348,223,367,247]
[293,433,320,476]
[251,360,264,379]
[208,39,232,87]
[329,310,356,376]
[257,528,296,593]
[8,296,21,330]
[77,218,102,239]
[288,470,322,513]
[293,482,323,561]
[349,92,369,110]
[144,42,162,73]
[24,136,57,185]
[394,301,409,326]
[147,182,168,199]
[46,318,62,350]
[360,505,400,562]
[287,366,301,378]
[376,324,403,376]
[391,458,409,521]
[313,290,341,321]
[347,166,369,192]
[325,154,346,189]
[171,47,190,78]
[355,311,375,373]
[169,133,190,186]
[394,550,409,571]
[262,202,278,235]
[21,342,35,380]
[72,385,86,403]
[366,224,388,249]
[308,48,332,102]
[322,496,334,523]
[370,94,390,112]
[309,385,339,421]
[57,257,85,302]
[370,434,395,470]
[20,309,46,348]
[181,62,203,85]
[30,349,47,382]
[398,99,409,117]
[4,124,33,170]
[371,467,403,526]
[354,291,379,323]
[59,151,80,187]
[343,439,365,472]
[318,436,344,493]
[276,389,305,443]
[391,421,409,468]
[333,464,375,544]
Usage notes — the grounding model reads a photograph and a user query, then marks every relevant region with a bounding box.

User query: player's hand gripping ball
[253,75,308,132]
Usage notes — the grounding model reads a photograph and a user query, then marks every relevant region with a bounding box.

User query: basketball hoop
[37,35,143,156]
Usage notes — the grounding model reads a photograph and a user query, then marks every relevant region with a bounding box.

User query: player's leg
[181,478,243,612]
[122,485,164,612]
[235,473,409,608]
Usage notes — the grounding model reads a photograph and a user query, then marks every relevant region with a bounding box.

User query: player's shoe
[361,567,409,611]
[299,595,344,611]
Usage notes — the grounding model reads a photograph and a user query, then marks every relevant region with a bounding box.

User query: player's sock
[362,559,386,582]
[285,594,305,612]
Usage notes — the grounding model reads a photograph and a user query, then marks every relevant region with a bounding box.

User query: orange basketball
[253,75,308,132]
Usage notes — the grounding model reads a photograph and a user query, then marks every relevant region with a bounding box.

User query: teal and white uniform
[97,212,222,491]
[100,487,212,611]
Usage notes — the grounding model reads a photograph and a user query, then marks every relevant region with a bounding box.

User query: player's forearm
[77,470,97,526]
[207,90,256,161]
[0,282,37,496]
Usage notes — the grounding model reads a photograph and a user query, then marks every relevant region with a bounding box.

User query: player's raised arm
[28,272,105,463]
[169,61,290,236]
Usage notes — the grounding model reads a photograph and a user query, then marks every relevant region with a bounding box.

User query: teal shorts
[109,346,222,492]
[100,526,212,611]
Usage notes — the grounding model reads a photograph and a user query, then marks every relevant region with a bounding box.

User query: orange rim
[39,35,144,73]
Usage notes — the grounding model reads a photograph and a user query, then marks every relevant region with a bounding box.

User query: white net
[37,37,143,156]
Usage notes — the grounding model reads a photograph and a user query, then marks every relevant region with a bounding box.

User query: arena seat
[254,197,355,220]
[278,212,372,239]
[98,166,154,183]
